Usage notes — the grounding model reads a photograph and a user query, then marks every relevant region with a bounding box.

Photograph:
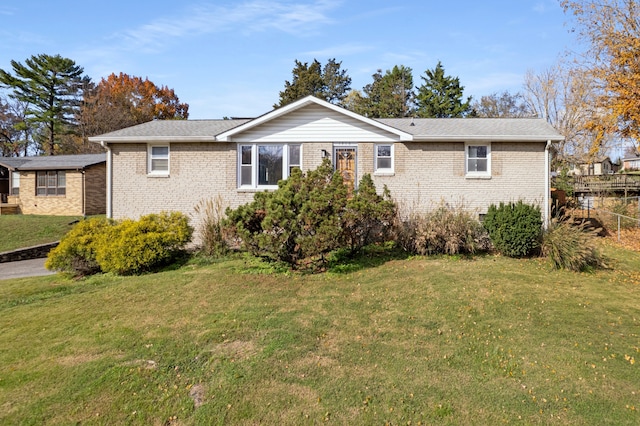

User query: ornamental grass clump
[542,219,606,272]
[194,195,230,257]
[395,203,490,255]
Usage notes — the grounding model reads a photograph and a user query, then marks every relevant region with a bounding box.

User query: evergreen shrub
[483,201,542,257]
[225,159,396,269]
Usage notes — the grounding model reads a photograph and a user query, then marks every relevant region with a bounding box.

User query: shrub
[395,203,490,255]
[96,212,193,275]
[225,160,396,269]
[483,201,542,257]
[46,212,193,276]
[343,174,396,253]
[194,196,230,257]
[542,219,605,271]
[45,217,114,276]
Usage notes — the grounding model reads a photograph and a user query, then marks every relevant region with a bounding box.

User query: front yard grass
[0,243,639,424]
[0,215,84,252]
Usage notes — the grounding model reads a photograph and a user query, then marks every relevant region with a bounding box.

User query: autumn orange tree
[79,73,189,141]
[562,0,640,152]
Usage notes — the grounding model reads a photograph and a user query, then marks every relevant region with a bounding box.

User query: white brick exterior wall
[371,141,546,217]
[110,140,546,243]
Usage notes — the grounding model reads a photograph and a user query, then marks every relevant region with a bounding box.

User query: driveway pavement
[0,258,55,280]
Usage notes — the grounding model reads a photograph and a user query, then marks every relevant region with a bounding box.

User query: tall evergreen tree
[415,61,471,118]
[275,58,351,107]
[349,65,414,118]
[0,54,86,155]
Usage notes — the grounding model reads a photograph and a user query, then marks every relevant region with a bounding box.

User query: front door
[334,146,357,193]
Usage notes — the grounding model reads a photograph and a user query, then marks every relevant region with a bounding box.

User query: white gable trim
[216,96,413,142]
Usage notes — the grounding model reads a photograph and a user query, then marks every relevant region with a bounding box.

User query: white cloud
[117,0,341,52]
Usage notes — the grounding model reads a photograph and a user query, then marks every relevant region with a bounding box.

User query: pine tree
[275,58,351,107]
[0,54,86,155]
[415,61,472,118]
[350,65,414,118]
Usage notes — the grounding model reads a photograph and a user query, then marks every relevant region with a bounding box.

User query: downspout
[100,141,112,218]
[544,140,551,229]
[82,169,86,217]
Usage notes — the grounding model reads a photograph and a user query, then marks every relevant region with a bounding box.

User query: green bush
[395,203,490,255]
[343,174,396,253]
[483,201,542,257]
[45,212,193,276]
[45,217,114,276]
[96,212,193,275]
[225,159,396,269]
[542,219,605,271]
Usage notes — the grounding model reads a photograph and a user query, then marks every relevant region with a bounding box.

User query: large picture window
[239,144,301,189]
[148,144,169,175]
[466,142,491,177]
[36,171,66,196]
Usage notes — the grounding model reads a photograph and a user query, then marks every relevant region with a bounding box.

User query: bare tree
[522,63,610,164]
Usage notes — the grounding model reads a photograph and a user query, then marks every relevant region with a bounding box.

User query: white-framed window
[36,171,65,196]
[11,171,20,195]
[465,142,491,178]
[238,143,301,189]
[148,144,170,175]
[374,144,394,174]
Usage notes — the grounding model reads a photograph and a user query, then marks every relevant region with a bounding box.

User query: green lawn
[0,215,84,252]
[1,245,639,425]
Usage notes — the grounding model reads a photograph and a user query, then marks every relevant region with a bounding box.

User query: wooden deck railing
[572,175,640,194]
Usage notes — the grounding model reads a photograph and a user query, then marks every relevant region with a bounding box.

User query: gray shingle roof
[89,119,250,141]
[0,153,106,171]
[86,97,563,143]
[376,118,563,141]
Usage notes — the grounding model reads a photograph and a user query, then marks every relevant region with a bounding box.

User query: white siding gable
[231,104,401,143]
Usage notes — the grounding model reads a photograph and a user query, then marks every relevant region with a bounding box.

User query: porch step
[0,204,20,215]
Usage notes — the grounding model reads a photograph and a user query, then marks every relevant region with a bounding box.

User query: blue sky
[0,0,578,119]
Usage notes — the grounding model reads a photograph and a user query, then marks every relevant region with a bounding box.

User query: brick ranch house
[88,96,563,241]
[0,153,106,216]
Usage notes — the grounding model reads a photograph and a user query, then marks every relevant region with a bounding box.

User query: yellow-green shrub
[46,217,114,276]
[96,212,193,275]
[46,212,193,276]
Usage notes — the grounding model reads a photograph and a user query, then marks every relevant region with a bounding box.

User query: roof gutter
[412,135,564,142]
[88,136,217,143]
